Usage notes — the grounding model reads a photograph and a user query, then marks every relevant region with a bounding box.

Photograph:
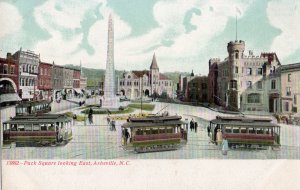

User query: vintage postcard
[1,0,300,189]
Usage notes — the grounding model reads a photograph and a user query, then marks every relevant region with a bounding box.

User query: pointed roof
[150,53,159,70]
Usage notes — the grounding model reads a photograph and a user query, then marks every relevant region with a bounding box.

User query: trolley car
[16,100,51,116]
[3,114,73,146]
[209,116,280,148]
[121,114,188,153]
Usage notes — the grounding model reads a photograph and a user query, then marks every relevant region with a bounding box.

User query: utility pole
[141,77,143,114]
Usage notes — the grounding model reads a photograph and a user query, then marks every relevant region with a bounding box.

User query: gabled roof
[150,53,159,69]
[132,70,149,78]
[159,73,169,80]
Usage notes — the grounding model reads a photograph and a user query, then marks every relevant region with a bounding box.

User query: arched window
[235,51,239,59]
[247,93,260,103]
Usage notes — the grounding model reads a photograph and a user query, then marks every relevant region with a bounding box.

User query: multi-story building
[0,53,21,106]
[208,59,219,104]
[38,61,53,100]
[281,63,300,115]
[118,54,173,99]
[187,76,208,103]
[209,40,281,112]
[13,49,40,100]
[52,63,64,100]
[63,67,74,98]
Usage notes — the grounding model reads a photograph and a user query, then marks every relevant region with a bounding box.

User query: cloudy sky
[0,0,300,75]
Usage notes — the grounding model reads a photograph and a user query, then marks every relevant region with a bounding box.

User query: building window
[23,64,26,72]
[294,95,297,104]
[271,80,276,89]
[3,64,8,74]
[247,93,260,103]
[235,66,238,74]
[286,87,291,96]
[21,78,24,86]
[230,80,237,89]
[285,102,289,112]
[246,68,252,75]
[257,81,262,89]
[11,66,15,74]
[288,74,292,82]
[25,78,28,86]
[45,69,47,75]
[235,51,239,59]
[257,68,262,75]
[246,81,252,89]
[40,68,43,75]
[128,75,131,79]
[28,65,30,73]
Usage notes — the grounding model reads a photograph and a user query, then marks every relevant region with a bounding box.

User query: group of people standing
[189,119,198,133]
[107,115,116,131]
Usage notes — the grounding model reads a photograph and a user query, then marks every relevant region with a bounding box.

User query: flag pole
[235,14,237,41]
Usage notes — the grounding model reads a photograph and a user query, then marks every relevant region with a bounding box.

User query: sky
[0,0,300,75]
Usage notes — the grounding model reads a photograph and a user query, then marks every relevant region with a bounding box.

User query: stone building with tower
[208,40,281,112]
[118,53,173,99]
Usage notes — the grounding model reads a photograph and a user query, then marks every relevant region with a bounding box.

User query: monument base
[102,96,120,109]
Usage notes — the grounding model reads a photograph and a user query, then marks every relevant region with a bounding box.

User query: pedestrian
[107,115,111,125]
[124,129,130,145]
[207,125,211,137]
[222,138,229,155]
[194,122,198,133]
[190,119,194,131]
[216,129,223,148]
[111,119,116,131]
[88,108,93,124]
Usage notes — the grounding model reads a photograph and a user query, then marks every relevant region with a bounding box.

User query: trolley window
[249,128,256,134]
[232,127,239,134]
[240,127,247,133]
[48,124,55,131]
[41,124,47,131]
[257,128,264,134]
[11,124,17,131]
[17,125,25,131]
[25,125,32,131]
[33,124,40,131]
[166,127,173,133]
[225,127,232,133]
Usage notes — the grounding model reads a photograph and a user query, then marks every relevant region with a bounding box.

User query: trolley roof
[16,100,51,107]
[122,120,186,128]
[211,116,279,128]
[3,114,72,124]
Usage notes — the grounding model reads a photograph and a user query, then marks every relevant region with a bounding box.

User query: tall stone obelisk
[102,14,119,108]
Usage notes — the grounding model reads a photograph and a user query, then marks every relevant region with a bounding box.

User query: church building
[118,53,173,99]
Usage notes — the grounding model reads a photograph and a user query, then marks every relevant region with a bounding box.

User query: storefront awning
[0,93,21,104]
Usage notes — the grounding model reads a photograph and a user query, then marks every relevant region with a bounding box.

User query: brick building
[0,53,21,106]
[38,61,53,100]
[53,63,64,100]
[187,76,208,103]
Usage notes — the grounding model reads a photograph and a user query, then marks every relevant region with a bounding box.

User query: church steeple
[150,53,159,70]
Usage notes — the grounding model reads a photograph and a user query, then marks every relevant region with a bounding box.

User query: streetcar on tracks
[2,114,73,146]
[16,100,52,116]
[209,116,280,148]
[121,113,188,153]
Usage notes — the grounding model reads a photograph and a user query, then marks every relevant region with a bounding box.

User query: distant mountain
[65,64,189,86]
